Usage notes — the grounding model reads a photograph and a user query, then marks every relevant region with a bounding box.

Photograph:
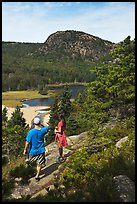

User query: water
[49,84,85,98]
[22,85,86,107]
[23,97,54,107]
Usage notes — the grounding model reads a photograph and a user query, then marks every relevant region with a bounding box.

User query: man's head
[34,117,41,125]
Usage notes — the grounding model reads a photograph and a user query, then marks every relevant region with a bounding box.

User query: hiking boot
[56,156,64,163]
[59,157,65,162]
[56,156,61,163]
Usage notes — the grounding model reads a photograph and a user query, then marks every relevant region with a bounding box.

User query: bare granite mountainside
[37,30,115,61]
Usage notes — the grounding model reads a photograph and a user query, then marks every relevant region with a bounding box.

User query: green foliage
[2,155,9,165]
[38,85,48,95]
[59,116,134,202]
[2,40,96,91]
[66,115,79,135]
[58,84,72,117]
[7,106,28,128]
[47,96,59,142]
[2,106,8,125]
[69,36,135,133]
[2,178,15,201]
[9,164,35,184]
[2,125,28,160]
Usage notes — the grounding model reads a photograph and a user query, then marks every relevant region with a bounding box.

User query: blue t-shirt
[26,127,48,156]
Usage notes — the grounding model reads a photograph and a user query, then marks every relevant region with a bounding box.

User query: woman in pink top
[55,114,68,161]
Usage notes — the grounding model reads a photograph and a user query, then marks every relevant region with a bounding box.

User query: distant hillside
[2,42,42,57]
[2,30,115,91]
[32,30,114,61]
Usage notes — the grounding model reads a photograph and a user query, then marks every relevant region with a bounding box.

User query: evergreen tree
[2,106,8,126]
[47,96,59,143]
[58,84,72,118]
[66,115,79,135]
[70,36,135,132]
[2,125,28,162]
[7,106,28,128]
[91,36,135,118]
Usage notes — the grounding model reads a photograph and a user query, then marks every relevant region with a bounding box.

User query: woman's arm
[56,120,63,134]
[55,125,62,133]
[57,126,62,133]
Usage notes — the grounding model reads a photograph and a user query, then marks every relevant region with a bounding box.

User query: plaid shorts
[28,152,45,167]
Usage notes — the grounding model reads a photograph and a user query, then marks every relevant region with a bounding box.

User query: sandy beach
[2,105,50,127]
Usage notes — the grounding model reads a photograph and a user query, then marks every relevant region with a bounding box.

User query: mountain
[2,30,115,91]
[33,30,115,61]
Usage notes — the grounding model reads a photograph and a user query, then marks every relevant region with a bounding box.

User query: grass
[2,90,56,108]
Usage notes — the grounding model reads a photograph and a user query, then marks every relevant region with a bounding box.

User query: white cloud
[2,2,135,43]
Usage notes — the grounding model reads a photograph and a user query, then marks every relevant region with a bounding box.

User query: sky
[2,2,135,44]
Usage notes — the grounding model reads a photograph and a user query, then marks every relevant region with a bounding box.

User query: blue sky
[2,2,135,43]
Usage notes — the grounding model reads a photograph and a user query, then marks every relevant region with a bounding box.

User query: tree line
[2,40,111,91]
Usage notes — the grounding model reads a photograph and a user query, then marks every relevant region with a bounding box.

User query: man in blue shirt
[23,117,49,181]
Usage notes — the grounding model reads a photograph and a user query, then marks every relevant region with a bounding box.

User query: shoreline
[2,105,50,127]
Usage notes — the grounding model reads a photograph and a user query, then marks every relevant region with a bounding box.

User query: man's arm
[23,141,29,155]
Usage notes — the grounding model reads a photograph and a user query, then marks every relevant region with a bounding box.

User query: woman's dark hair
[59,114,64,120]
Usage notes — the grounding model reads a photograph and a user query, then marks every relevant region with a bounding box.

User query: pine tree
[2,124,28,163]
[66,115,79,135]
[2,106,8,126]
[71,36,135,131]
[58,84,72,118]
[47,96,59,143]
[7,106,28,128]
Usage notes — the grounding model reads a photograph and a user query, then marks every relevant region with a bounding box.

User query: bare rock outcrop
[113,175,135,202]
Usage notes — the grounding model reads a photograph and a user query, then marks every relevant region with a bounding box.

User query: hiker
[25,114,45,161]
[54,114,68,162]
[23,117,49,181]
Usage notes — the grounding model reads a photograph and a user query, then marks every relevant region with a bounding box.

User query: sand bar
[2,105,50,127]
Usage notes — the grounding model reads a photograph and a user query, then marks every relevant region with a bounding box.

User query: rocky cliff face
[37,30,115,61]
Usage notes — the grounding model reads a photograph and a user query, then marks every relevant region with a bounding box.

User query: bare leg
[59,146,63,158]
[36,164,41,178]
[57,141,63,157]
